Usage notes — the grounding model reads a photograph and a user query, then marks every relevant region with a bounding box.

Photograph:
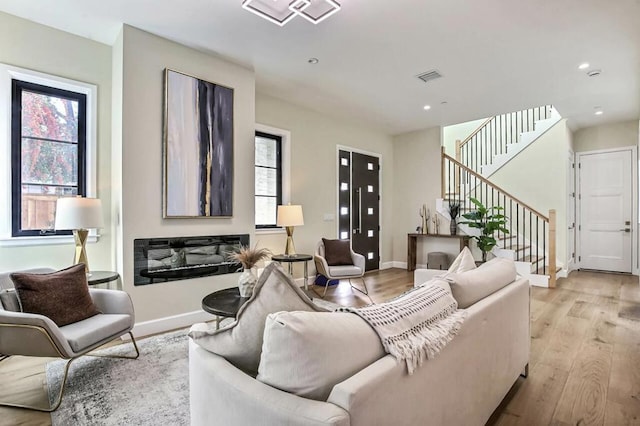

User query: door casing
[576,146,638,274]
[336,145,383,270]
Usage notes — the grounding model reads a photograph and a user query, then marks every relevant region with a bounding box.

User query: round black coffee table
[202,287,250,329]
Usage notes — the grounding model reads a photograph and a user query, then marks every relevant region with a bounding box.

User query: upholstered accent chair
[0,268,139,412]
[314,240,369,298]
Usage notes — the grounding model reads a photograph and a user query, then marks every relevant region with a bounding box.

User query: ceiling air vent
[416,70,443,84]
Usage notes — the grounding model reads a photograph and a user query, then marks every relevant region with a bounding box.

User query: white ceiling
[2,0,639,134]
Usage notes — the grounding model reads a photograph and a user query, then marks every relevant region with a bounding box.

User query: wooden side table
[202,287,249,329]
[407,234,471,271]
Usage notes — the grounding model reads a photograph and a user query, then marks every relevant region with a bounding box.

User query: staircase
[439,105,562,288]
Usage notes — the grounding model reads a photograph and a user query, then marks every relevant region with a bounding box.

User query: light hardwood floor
[1,269,638,426]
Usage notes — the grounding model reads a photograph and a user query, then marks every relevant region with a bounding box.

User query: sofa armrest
[89,289,135,318]
[0,310,74,357]
[189,340,350,426]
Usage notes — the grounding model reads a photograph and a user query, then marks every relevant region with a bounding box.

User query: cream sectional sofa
[189,261,530,426]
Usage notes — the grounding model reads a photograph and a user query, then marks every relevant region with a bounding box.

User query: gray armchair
[0,269,139,412]
[314,241,369,298]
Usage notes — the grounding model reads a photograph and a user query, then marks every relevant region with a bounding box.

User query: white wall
[254,93,395,269]
[573,120,639,152]
[490,120,572,265]
[0,12,113,272]
[391,127,442,265]
[113,25,256,323]
[442,117,487,156]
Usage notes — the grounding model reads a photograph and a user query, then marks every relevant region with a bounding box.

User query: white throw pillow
[446,247,477,274]
[188,263,327,376]
[445,257,517,308]
[257,310,385,401]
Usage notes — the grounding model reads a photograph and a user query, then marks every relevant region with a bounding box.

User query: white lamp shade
[55,197,104,230]
[276,205,304,227]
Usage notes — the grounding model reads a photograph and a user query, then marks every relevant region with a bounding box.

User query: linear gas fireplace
[133,234,249,286]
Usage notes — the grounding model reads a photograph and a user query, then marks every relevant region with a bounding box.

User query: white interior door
[578,149,633,273]
[567,152,576,269]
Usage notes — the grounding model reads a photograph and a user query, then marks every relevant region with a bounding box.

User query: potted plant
[448,201,460,236]
[228,245,272,297]
[459,197,509,262]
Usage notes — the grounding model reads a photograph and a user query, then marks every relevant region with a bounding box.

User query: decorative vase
[238,267,258,297]
[449,219,457,236]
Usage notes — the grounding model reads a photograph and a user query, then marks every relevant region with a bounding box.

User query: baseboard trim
[380,261,394,270]
[126,310,213,339]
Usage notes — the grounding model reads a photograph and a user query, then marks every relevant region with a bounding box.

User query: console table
[407,233,471,271]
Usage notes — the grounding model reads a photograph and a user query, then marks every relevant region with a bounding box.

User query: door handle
[358,187,363,235]
[619,228,631,233]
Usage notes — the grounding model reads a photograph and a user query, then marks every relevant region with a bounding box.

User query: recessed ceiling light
[308,58,319,64]
[440,101,448,105]
[587,69,602,77]
[423,105,431,111]
[594,110,604,116]
[578,62,590,70]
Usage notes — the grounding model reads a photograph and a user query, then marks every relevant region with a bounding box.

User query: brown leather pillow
[11,264,101,327]
[322,238,353,266]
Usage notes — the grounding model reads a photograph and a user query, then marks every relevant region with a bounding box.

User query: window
[0,64,96,245]
[11,80,87,237]
[255,131,282,228]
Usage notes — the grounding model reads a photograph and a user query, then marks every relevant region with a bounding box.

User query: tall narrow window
[255,131,282,228]
[11,80,87,237]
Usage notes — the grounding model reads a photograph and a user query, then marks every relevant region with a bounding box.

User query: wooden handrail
[442,152,550,221]
[459,117,494,148]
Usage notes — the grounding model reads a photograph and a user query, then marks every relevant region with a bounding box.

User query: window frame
[254,124,291,233]
[11,79,88,237]
[255,131,283,229]
[0,63,97,247]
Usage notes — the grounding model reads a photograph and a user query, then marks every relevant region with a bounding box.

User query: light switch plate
[323,213,335,222]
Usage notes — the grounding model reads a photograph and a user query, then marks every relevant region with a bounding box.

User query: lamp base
[284,226,296,256]
[73,229,90,274]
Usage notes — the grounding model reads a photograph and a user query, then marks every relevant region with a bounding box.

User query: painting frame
[163,68,234,218]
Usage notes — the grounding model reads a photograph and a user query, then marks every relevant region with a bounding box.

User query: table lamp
[55,197,104,274]
[276,204,304,256]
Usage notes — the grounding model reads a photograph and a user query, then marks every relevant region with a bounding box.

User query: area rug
[46,328,192,426]
[45,297,341,425]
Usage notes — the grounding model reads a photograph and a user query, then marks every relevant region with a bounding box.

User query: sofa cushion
[322,239,353,266]
[188,263,327,376]
[60,313,132,352]
[328,265,362,277]
[257,311,385,401]
[445,257,517,308]
[10,264,101,327]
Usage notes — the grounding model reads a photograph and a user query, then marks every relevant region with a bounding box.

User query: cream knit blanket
[337,283,467,374]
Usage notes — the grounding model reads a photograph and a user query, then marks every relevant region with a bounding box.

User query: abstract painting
[163,69,234,217]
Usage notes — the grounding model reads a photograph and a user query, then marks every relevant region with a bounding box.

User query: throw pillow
[188,263,327,376]
[446,247,477,274]
[445,257,517,308]
[10,264,101,327]
[322,238,353,266]
[257,310,385,401]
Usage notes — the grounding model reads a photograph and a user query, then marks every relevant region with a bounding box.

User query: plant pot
[449,219,457,236]
[238,267,258,297]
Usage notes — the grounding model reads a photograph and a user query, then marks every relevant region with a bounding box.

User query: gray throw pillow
[445,257,517,308]
[189,263,327,376]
